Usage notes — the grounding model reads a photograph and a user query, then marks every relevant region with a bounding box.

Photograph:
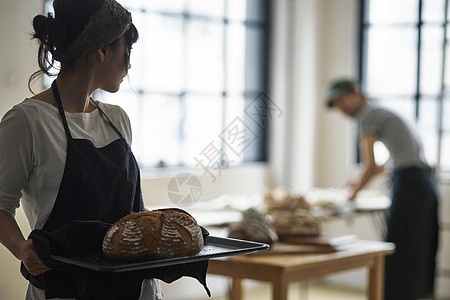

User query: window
[44,0,270,169]
[360,0,450,174]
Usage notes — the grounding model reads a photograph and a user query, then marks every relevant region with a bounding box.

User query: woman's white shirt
[0,98,132,229]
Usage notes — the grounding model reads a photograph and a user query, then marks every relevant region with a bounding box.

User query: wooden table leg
[230,277,242,300]
[272,275,288,300]
[368,255,384,300]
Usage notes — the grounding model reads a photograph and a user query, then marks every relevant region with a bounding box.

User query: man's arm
[347,133,385,200]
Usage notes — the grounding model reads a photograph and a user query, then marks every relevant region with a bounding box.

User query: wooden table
[207,240,395,300]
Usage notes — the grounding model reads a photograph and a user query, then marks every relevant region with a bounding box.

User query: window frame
[43,0,271,170]
[359,0,450,176]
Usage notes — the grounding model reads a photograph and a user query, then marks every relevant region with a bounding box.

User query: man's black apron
[22,80,144,298]
[384,167,439,300]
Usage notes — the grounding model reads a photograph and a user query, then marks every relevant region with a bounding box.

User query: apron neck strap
[51,80,72,139]
[51,80,124,140]
[90,99,123,139]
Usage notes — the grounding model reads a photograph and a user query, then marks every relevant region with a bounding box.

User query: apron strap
[90,99,123,139]
[51,80,72,139]
[51,80,123,139]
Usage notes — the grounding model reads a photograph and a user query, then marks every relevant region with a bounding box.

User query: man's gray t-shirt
[356,103,429,171]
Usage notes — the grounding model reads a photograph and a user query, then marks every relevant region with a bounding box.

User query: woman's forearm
[0,209,26,259]
[0,209,51,275]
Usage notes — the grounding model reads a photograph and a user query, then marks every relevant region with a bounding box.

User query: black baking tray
[51,236,269,272]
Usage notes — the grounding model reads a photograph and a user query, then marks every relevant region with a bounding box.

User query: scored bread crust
[102,208,204,260]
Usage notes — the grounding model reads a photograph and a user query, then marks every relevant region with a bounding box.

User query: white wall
[269,0,321,192]
[0,1,43,299]
[315,0,360,188]
[269,0,360,192]
[140,164,269,208]
[0,0,42,109]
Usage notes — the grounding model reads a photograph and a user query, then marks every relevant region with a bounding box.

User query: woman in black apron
[0,0,163,298]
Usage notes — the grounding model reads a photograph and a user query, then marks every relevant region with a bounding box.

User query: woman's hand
[16,239,51,275]
[0,210,50,275]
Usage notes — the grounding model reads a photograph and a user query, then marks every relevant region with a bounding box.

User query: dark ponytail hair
[28,13,58,90]
[29,0,138,93]
[31,14,56,77]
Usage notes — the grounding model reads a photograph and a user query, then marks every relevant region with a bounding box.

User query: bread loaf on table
[228,208,278,245]
[270,208,320,237]
[102,208,204,260]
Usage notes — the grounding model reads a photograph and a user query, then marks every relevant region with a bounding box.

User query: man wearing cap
[327,79,439,300]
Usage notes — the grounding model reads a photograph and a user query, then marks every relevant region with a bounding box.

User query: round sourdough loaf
[102,208,204,260]
[270,208,320,236]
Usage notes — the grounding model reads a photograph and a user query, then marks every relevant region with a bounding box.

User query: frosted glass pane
[224,96,246,164]
[225,95,245,126]
[141,15,183,93]
[186,20,224,92]
[227,24,246,93]
[183,96,223,165]
[141,0,184,12]
[188,0,224,18]
[365,27,417,95]
[228,0,246,20]
[139,95,183,166]
[444,36,450,90]
[367,0,418,23]
[422,0,446,22]
[421,25,444,96]
[418,97,439,130]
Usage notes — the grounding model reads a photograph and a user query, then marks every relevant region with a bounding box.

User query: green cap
[326,79,357,108]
